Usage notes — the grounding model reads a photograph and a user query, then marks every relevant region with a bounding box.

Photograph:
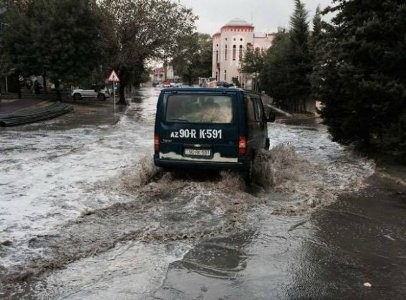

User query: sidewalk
[0,96,73,126]
[0,97,47,114]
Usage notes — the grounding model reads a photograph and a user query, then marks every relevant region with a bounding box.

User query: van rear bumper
[154,157,247,171]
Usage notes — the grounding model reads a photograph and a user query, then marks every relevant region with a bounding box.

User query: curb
[0,102,73,126]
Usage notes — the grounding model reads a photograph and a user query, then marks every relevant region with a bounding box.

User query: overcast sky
[177,0,334,34]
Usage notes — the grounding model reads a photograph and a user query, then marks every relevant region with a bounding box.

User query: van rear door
[155,90,241,167]
[244,93,268,151]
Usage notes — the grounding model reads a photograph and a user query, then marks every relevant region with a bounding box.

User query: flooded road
[1,88,405,299]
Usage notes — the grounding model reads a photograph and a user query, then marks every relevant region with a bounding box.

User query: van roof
[160,87,249,93]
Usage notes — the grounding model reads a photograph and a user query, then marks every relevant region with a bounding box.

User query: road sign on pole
[108,70,120,82]
[108,70,119,118]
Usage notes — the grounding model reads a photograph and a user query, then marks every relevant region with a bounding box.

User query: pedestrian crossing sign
[108,70,120,82]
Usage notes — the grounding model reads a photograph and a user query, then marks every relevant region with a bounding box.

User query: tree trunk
[54,80,61,101]
[117,82,127,105]
[42,71,47,93]
[17,77,22,99]
[116,67,128,105]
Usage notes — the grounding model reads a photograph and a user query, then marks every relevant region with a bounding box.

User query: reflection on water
[286,174,406,299]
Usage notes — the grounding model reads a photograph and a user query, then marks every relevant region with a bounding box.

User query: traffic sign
[108,70,120,82]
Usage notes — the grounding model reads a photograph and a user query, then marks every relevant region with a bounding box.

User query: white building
[152,65,175,82]
[212,18,274,89]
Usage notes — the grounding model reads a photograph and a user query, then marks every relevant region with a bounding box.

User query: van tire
[265,138,270,150]
[244,157,254,185]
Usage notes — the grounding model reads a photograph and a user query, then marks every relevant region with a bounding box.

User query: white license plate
[184,148,211,157]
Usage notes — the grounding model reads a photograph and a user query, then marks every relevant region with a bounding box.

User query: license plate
[184,148,211,157]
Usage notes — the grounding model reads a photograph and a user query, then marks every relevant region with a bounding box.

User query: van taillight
[154,134,160,152]
[238,136,247,155]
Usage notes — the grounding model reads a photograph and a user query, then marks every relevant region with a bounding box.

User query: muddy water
[1,88,401,299]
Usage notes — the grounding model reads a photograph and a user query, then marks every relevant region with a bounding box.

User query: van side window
[246,95,256,122]
[247,94,264,122]
[254,98,264,121]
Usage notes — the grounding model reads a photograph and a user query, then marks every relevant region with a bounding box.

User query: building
[212,18,274,89]
[152,64,175,83]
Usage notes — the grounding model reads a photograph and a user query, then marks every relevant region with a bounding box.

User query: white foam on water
[0,89,158,267]
[258,123,376,214]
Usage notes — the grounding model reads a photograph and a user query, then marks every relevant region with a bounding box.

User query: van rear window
[165,94,233,124]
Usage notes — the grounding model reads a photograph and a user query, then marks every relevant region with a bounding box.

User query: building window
[216,50,219,63]
[224,70,227,81]
[225,45,227,60]
[215,72,218,81]
[239,45,243,60]
[240,38,243,41]
[232,45,236,60]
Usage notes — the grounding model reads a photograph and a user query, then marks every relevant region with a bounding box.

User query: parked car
[153,87,275,183]
[152,80,161,87]
[216,81,235,88]
[71,87,110,101]
[162,80,171,88]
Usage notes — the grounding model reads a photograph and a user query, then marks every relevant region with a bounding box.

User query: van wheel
[244,157,254,185]
[265,138,270,150]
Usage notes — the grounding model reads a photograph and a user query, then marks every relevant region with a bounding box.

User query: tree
[260,30,292,109]
[311,5,322,40]
[0,45,11,94]
[1,0,105,99]
[260,0,312,112]
[309,5,325,101]
[171,32,212,85]
[287,0,312,112]
[241,47,265,74]
[316,0,405,158]
[240,46,266,91]
[99,0,197,104]
[0,1,11,94]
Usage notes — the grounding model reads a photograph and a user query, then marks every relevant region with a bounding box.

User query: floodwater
[0,88,405,299]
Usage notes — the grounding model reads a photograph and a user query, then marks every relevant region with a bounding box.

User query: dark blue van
[153,87,274,182]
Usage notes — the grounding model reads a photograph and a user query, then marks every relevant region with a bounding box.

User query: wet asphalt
[152,169,406,300]
[0,90,405,299]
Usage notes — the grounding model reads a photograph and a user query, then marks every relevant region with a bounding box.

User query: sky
[177,0,334,35]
